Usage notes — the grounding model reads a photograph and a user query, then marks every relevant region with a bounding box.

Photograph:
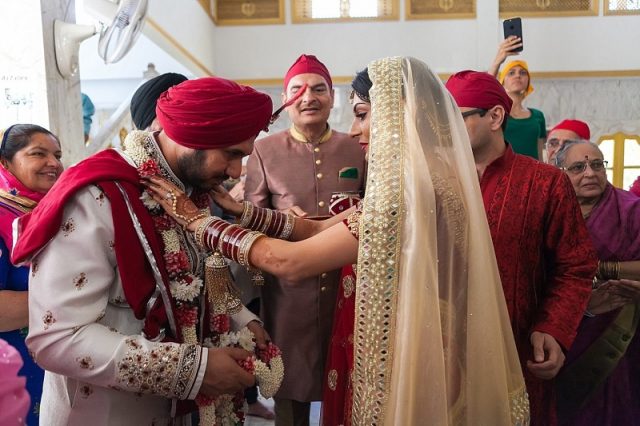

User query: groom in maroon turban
[445,70,597,426]
[12,77,274,424]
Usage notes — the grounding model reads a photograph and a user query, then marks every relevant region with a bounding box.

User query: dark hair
[350,68,372,103]
[131,73,188,130]
[0,124,60,162]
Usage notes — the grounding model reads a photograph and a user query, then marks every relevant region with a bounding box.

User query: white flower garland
[123,132,284,423]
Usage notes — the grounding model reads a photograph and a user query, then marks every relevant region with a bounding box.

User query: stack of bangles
[238,201,295,240]
[192,203,295,267]
[596,260,620,281]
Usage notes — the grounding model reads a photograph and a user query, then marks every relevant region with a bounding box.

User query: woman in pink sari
[554,140,640,425]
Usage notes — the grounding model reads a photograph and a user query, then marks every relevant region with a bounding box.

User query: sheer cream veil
[351,57,529,425]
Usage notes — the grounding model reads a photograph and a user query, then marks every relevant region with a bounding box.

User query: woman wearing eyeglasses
[554,140,640,425]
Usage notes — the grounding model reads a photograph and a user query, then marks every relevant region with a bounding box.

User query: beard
[176,150,228,191]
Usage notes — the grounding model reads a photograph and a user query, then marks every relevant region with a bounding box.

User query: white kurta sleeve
[26,186,207,400]
[230,305,260,330]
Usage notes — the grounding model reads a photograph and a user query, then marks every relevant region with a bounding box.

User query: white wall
[212,0,640,79]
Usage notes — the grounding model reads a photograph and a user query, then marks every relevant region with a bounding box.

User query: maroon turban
[445,70,513,114]
[283,54,332,91]
[550,119,591,140]
[156,77,272,149]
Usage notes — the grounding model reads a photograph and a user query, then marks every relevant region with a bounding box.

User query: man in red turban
[11,77,274,424]
[545,119,591,164]
[244,54,365,425]
[446,71,597,426]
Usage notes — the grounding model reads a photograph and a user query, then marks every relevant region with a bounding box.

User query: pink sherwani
[245,127,366,401]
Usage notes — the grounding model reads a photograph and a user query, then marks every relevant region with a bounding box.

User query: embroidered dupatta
[351,57,528,425]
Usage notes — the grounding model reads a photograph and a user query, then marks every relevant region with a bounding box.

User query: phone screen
[503,17,523,52]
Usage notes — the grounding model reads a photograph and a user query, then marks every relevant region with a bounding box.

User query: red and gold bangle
[238,201,295,240]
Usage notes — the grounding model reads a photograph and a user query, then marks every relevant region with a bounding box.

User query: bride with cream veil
[145,56,529,425]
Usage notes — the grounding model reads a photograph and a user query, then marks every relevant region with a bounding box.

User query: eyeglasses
[562,159,608,174]
[461,108,488,119]
[545,138,579,149]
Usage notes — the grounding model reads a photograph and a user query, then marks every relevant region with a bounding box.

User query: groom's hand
[200,347,255,397]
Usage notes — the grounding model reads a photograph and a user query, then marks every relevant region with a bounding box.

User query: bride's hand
[210,184,243,216]
[143,175,207,231]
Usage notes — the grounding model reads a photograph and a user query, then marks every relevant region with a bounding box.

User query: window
[292,0,398,23]
[598,133,640,190]
[605,0,640,15]
[201,0,284,26]
[499,0,597,17]
[407,0,475,19]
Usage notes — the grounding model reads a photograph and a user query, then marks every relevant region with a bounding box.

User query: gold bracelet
[194,216,217,247]
[278,214,295,240]
[183,209,208,231]
[237,231,265,267]
[239,201,253,228]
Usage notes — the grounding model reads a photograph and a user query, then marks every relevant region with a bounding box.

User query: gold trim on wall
[145,18,214,76]
[236,70,640,87]
[406,0,476,20]
[498,0,598,18]
[292,0,399,24]
[209,0,285,26]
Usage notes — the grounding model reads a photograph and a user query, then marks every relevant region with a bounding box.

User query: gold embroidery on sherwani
[79,384,93,398]
[352,57,405,426]
[61,218,76,236]
[76,356,95,370]
[42,310,56,330]
[73,272,88,290]
[117,339,201,399]
[31,259,38,277]
[95,191,106,206]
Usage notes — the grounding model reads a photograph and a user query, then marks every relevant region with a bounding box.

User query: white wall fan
[54,0,148,78]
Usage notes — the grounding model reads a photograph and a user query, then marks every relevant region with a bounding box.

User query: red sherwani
[479,144,597,425]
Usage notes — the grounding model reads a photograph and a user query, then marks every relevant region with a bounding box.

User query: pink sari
[0,167,45,250]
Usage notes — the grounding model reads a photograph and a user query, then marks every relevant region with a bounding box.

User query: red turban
[445,70,513,114]
[283,54,332,91]
[550,119,591,140]
[156,77,272,149]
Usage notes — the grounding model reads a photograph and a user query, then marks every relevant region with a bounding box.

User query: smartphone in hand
[503,17,523,52]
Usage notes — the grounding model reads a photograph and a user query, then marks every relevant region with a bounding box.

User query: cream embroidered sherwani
[26,146,258,426]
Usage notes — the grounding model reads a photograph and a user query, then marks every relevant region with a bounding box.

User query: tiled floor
[244,398,320,426]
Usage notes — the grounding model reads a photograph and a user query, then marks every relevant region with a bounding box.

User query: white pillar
[1,0,85,166]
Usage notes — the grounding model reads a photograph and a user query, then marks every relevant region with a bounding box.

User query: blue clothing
[82,93,95,136]
[0,237,43,425]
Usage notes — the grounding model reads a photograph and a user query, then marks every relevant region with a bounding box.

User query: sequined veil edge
[352,56,404,425]
[350,56,530,425]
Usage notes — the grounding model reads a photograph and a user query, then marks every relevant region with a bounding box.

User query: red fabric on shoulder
[12,149,178,341]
